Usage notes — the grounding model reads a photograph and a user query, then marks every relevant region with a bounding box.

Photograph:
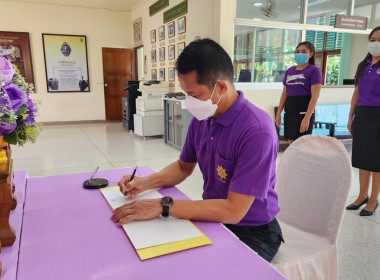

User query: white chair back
[276,135,352,243]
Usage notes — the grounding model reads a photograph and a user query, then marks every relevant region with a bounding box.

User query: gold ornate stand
[0,141,17,249]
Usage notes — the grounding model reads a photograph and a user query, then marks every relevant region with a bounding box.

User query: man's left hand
[111,199,162,225]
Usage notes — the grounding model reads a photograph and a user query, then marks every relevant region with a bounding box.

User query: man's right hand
[118,175,147,198]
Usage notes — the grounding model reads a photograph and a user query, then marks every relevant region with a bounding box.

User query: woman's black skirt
[284,95,314,141]
[352,106,380,172]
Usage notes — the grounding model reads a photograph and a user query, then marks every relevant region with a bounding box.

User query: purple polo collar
[214,90,246,127]
[367,56,380,66]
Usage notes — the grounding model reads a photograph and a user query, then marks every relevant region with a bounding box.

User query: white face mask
[184,81,222,121]
[368,42,380,57]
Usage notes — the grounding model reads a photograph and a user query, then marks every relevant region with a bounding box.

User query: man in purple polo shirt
[112,38,283,262]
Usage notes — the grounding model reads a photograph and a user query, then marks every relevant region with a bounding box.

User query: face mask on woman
[368,42,380,57]
[294,53,309,65]
[185,81,222,121]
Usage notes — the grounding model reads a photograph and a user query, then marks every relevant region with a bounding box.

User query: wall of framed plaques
[148,0,188,86]
[132,0,221,89]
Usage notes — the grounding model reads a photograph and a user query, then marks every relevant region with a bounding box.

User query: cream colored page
[102,188,202,249]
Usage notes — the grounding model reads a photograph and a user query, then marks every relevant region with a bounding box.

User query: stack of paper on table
[100,187,212,260]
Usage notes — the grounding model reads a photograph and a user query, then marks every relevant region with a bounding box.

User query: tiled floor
[12,123,380,280]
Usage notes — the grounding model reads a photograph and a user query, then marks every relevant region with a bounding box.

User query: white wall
[348,2,380,78]
[212,0,236,59]
[371,3,380,27]
[349,33,371,78]
[0,0,132,122]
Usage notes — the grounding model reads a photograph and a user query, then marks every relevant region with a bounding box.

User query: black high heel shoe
[346,197,369,210]
[359,201,379,216]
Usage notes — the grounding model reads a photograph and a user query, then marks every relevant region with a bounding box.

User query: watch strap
[161,196,173,218]
[162,204,170,218]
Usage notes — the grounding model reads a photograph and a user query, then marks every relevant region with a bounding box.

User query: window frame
[233,18,371,85]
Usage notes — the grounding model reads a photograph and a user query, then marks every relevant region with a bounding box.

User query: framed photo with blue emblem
[150,29,156,44]
[158,26,165,41]
[168,45,175,60]
[159,68,165,81]
[168,67,175,81]
[159,47,165,61]
[178,16,186,34]
[42,33,90,92]
[151,49,156,63]
[133,17,143,47]
[167,21,175,38]
[152,69,157,80]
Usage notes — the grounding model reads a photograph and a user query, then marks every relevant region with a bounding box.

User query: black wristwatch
[161,196,173,218]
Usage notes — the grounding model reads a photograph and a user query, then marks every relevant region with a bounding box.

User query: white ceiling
[236,0,379,22]
[4,0,147,11]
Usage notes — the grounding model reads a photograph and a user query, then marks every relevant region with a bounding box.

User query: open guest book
[100,186,212,260]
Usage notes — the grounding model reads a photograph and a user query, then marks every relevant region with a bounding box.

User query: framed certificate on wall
[42,33,90,92]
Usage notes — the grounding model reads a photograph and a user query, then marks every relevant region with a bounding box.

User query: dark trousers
[224,218,284,263]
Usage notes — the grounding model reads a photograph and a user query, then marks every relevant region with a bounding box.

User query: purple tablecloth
[0,171,27,280]
[16,167,285,280]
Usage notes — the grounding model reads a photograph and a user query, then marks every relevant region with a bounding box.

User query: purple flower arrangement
[0,55,41,146]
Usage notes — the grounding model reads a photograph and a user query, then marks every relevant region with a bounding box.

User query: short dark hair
[354,26,380,85]
[296,41,316,65]
[175,38,234,90]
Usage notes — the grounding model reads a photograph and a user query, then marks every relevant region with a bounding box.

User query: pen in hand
[124,166,137,196]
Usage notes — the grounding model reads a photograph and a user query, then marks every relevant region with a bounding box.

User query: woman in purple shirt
[275,41,322,144]
[346,26,380,216]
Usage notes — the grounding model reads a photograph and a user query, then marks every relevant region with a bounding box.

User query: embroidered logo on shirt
[286,74,306,85]
[377,68,380,74]
[217,165,228,181]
